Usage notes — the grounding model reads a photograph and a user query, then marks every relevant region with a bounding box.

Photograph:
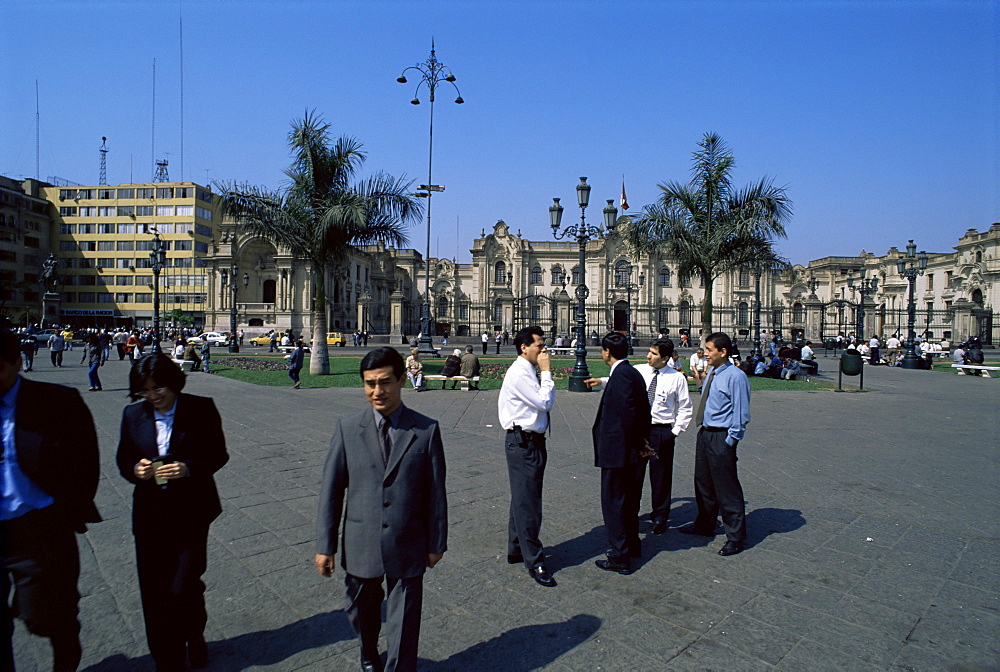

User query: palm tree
[625,132,792,339]
[217,111,422,374]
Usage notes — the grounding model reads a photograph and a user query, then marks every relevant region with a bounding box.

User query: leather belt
[507,428,545,437]
[651,423,673,428]
[701,426,727,432]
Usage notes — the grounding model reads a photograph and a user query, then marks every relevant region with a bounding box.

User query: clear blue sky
[2,0,997,265]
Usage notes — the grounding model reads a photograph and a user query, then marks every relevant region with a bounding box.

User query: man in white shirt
[635,339,692,534]
[688,348,708,384]
[498,326,557,587]
[885,334,901,363]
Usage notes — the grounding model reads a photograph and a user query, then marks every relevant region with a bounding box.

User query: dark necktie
[0,398,6,466]
[696,368,715,427]
[378,417,392,466]
[647,368,658,409]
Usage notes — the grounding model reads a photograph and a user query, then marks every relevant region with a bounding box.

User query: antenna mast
[35,81,40,180]
[179,12,185,182]
[99,137,109,185]
[155,159,170,183]
[151,58,156,181]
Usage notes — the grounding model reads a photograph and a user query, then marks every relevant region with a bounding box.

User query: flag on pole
[620,177,629,211]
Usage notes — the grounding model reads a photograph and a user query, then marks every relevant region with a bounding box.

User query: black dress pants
[345,573,423,672]
[134,523,210,671]
[504,431,547,569]
[693,428,746,543]
[645,425,676,522]
[600,464,644,563]
[1,507,83,672]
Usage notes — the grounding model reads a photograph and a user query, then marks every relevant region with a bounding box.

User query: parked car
[325,332,346,347]
[249,332,275,346]
[187,331,229,346]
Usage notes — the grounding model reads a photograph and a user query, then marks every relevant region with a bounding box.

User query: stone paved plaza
[11,353,1000,671]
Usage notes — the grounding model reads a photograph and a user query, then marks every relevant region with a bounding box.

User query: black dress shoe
[360,655,383,672]
[718,541,744,556]
[529,565,557,587]
[595,558,632,575]
[507,553,524,565]
[679,524,715,536]
[187,636,208,668]
[651,518,668,535]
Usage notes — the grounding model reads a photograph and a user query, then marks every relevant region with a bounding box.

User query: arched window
[614,260,631,287]
[571,266,581,284]
[679,274,691,288]
[659,267,671,287]
[738,302,749,326]
[531,266,542,284]
[679,300,690,324]
[975,250,983,263]
[792,302,804,322]
[551,266,563,285]
[972,289,984,307]
[262,279,276,303]
[738,267,750,288]
[494,260,506,284]
[437,296,449,318]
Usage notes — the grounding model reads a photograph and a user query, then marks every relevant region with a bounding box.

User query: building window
[737,302,749,326]
[79,207,96,217]
[78,292,96,303]
[195,223,212,237]
[493,299,503,322]
[117,188,134,199]
[571,266,581,284]
[59,207,77,217]
[137,188,154,199]
[679,300,690,324]
[531,302,541,321]
[116,241,133,251]
[679,274,691,288]
[23,237,39,248]
[98,223,115,234]
[116,259,133,269]
[76,189,94,199]
[59,223,77,234]
[436,296,448,318]
[614,260,630,286]
[136,206,153,216]
[659,267,671,287]
[98,241,115,251]
[98,189,114,199]
[975,250,983,263]
[175,222,192,234]
[792,302,804,322]
[59,189,76,200]
[60,241,77,252]
[196,190,213,203]
[157,188,174,199]
[79,241,97,251]
[173,240,192,251]
[98,206,115,217]
[156,205,174,217]
[195,241,208,253]
[97,293,114,303]
[531,266,542,284]
[116,276,134,285]
[494,260,506,284]
[115,293,132,302]
[117,206,134,217]
[176,187,193,198]
[739,267,750,288]
[460,303,469,320]
[926,274,933,291]
[176,205,194,217]
[551,266,563,285]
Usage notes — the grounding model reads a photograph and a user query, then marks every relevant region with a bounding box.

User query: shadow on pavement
[745,507,806,547]
[82,610,352,671]
[421,613,601,672]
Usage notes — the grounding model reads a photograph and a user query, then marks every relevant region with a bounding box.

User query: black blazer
[116,393,228,533]
[592,360,651,469]
[12,378,101,532]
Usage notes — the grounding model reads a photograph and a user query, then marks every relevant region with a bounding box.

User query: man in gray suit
[316,347,448,672]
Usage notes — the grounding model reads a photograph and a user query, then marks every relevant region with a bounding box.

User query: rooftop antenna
[151,58,156,181]
[99,137,109,185]
[35,80,40,180]
[154,158,169,182]
[179,11,185,181]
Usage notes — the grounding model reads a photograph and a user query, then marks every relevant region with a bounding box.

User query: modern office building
[40,181,221,329]
[0,177,54,327]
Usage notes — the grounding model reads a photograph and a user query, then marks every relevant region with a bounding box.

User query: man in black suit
[316,347,448,672]
[585,332,652,575]
[0,328,101,672]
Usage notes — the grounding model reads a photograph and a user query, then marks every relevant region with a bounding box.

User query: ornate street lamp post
[847,268,878,346]
[222,264,248,353]
[149,228,167,354]
[397,41,464,358]
[750,263,765,358]
[550,180,617,392]
[896,239,928,369]
[616,262,644,355]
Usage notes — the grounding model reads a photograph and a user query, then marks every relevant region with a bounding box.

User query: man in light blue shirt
[680,332,751,556]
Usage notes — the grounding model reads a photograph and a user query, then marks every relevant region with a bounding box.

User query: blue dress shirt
[701,362,751,446]
[0,376,55,520]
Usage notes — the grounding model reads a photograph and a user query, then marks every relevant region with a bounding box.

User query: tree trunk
[309,263,331,375]
[700,273,714,342]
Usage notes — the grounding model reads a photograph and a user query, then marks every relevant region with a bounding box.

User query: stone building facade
[202,218,999,346]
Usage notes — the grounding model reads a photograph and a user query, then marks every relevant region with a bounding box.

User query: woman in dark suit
[116,353,228,672]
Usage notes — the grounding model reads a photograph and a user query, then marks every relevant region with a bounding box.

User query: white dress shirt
[634,363,693,436]
[153,400,178,456]
[498,356,555,432]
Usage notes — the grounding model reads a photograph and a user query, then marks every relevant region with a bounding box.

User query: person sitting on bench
[440,348,463,388]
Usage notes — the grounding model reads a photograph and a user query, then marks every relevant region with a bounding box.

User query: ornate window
[437,296,449,318]
[493,298,503,321]
[737,302,749,326]
[679,274,691,288]
[531,266,542,284]
[494,260,506,284]
[571,266,581,285]
[659,267,671,287]
[679,300,690,325]
[551,266,564,285]
[614,260,631,287]
[792,302,804,322]
[738,267,750,288]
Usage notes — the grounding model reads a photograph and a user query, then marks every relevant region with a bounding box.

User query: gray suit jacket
[316,405,448,579]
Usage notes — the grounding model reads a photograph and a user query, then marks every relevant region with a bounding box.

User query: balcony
[239,302,276,321]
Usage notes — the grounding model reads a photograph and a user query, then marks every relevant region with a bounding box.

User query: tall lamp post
[222,264,248,353]
[617,263,644,355]
[550,180,617,392]
[397,41,464,358]
[896,239,928,369]
[149,228,167,354]
[750,263,766,358]
[847,268,878,346]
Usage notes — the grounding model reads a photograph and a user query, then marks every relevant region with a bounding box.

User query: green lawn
[208,353,832,392]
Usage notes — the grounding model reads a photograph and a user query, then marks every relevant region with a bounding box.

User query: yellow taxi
[311,332,346,347]
[249,332,276,346]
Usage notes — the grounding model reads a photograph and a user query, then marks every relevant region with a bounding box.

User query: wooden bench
[951,363,999,378]
[799,360,819,376]
[172,358,196,372]
[547,347,575,356]
[424,375,481,391]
